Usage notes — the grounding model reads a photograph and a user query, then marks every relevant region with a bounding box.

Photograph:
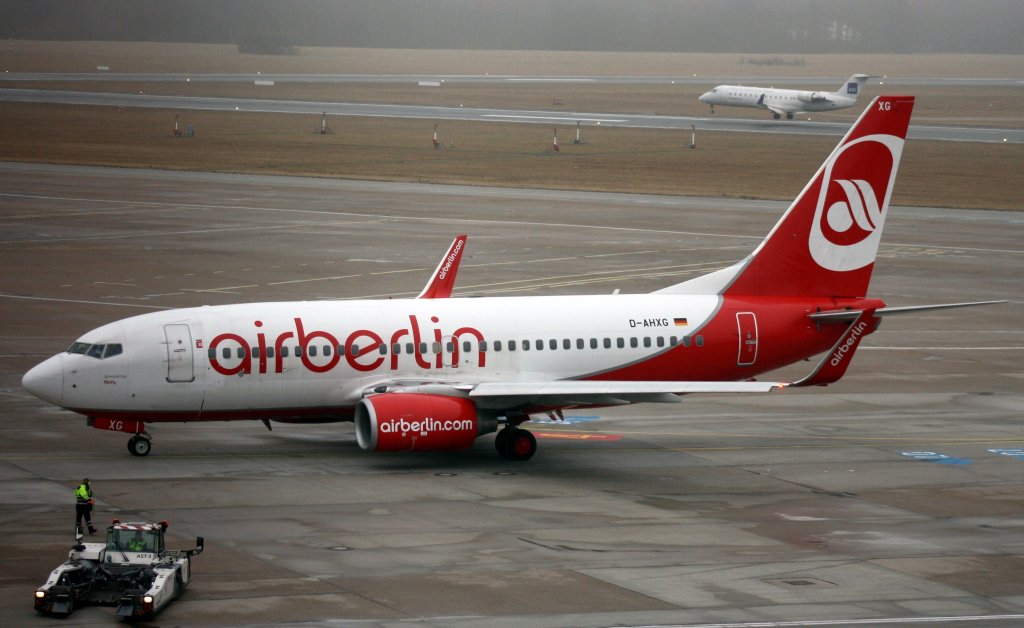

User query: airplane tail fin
[658,95,914,299]
[839,74,870,99]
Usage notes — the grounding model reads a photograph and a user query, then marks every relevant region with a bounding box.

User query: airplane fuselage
[26,293,876,423]
[699,86,856,115]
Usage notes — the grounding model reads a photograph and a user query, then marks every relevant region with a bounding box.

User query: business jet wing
[417,234,468,298]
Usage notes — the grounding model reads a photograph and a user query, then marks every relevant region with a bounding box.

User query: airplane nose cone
[699,92,711,103]
[22,354,63,405]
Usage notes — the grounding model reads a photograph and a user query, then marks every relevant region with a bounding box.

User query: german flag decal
[673,317,688,327]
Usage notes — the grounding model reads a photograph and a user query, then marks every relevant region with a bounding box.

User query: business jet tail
[838,73,871,100]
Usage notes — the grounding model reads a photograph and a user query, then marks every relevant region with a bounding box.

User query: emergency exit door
[164,324,195,382]
[736,312,758,367]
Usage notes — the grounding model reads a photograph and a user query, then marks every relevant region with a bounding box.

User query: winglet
[790,308,878,387]
[417,235,468,299]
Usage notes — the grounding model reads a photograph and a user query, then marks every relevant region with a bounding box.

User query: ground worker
[74,478,97,534]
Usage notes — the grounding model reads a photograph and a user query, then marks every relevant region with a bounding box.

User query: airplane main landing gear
[495,426,537,461]
[786,112,794,120]
[772,112,781,120]
[127,433,152,457]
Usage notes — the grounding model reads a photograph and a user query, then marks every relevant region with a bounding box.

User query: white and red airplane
[21,96,997,461]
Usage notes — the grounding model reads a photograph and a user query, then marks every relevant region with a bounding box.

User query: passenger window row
[208,335,704,360]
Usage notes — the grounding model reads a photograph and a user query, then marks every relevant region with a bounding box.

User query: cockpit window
[67,342,123,359]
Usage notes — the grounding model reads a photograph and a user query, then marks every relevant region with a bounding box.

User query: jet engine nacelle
[354,393,496,452]
[797,91,827,104]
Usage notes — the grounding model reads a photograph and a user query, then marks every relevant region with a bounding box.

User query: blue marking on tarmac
[532,415,602,425]
[901,451,972,465]
[988,448,1024,460]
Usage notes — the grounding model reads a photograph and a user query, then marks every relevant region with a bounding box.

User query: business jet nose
[699,92,711,103]
[22,354,64,405]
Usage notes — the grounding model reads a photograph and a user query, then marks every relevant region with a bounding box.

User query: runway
[2,73,1021,88]
[1,163,1022,626]
[2,87,1021,144]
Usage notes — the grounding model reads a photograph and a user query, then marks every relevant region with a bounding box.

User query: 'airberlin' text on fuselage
[207,315,485,376]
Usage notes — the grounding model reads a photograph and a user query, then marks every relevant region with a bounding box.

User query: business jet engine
[797,91,827,104]
[354,393,497,452]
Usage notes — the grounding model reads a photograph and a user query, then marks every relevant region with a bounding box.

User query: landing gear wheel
[494,427,512,455]
[497,428,536,461]
[786,112,794,120]
[128,435,151,457]
[772,112,781,120]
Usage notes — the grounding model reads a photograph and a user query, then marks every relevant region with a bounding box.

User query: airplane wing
[469,380,781,407]
[416,234,467,299]
[363,379,782,412]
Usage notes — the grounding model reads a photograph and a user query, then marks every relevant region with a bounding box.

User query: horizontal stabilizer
[808,300,1007,322]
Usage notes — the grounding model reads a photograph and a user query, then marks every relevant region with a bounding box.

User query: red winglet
[417,235,467,299]
[791,308,878,387]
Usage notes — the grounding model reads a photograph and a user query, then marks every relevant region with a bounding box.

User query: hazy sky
[1,0,1021,54]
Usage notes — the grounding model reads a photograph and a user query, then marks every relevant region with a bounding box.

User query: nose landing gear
[127,433,152,456]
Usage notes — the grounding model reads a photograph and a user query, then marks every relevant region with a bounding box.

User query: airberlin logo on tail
[808,134,904,272]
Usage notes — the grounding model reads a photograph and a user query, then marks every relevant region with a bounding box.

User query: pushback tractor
[34,520,203,619]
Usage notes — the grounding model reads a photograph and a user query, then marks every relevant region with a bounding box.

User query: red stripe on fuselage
[70,406,356,424]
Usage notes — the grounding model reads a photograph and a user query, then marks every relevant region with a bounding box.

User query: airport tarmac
[0,162,1022,627]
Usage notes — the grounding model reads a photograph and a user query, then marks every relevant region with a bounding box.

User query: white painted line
[862,346,1024,350]
[505,78,595,82]
[482,114,627,123]
[267,275,360,286]
[0,294,169,309]
[615,612,1024,627]
[369,269,427,276]
[182,285,258,293]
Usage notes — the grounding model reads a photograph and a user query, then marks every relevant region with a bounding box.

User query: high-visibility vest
[75,484,92,502]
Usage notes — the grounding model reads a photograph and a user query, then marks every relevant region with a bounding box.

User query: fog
[1,0,1021,54]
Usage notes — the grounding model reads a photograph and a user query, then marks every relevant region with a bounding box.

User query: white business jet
[700,74,871,119]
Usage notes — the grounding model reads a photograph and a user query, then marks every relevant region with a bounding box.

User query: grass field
[1,42,1021,210]
[3,41,1023,78]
